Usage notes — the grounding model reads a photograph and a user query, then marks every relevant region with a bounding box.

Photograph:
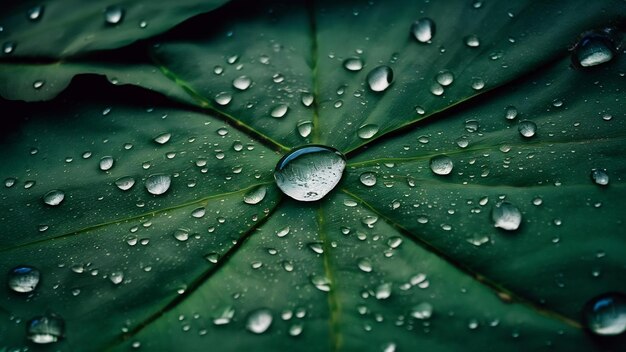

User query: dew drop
[173,228,190,242]
[233,75,252,90]
[411,18,436,43]
[357,258,373,272]
[33,80,45,89]
[215,92,232,106]
[246,309,273,334]
[2,41,16,54]
[518,120,537,138]
[153,132,171,145]
[297,121,313,138]
[27,314,64,344]
[583,293,626,336]
[429,155,453,175]
[367,65,393,92]
[504,106,518,120]
[243,185,267,205]
[43,190,65,206]
[301,92,314,107]
[99,156,114,171]
[573,32,616,68]
[115,176,135,191]
[591,169,609,186]
[110,271,124,285]
[27,5,44,21]
[344,57,364,71]
[274,145,346,202]
[359,172,377,187]
[464,35,480,47]
[104,6,124,25]
[411,302,433,319]
[492,201,522,231]
[8,266,40,293]
[145,174,171,195]
[270,104,288,118]
[436,70,454,86]
[357,124,379,139]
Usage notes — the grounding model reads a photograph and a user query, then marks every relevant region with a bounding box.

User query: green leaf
[1,0,626,351]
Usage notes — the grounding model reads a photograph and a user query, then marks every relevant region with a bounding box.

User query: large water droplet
[99,156,114,171]
[344,57,364,71]
[583,293,626,336]
[233,75,252,90]
[27,313,64,344]
[518,120,537,138]
[274,145,346,202]
[243,186,267,205]
[104,6,124,25]
[492,201,522,231]
[43,190,65,206]
[357,124,379,139]
[367,66,393,92]
[411,18,436,43]
[429,155,453,175]
[145,174,171,195]
[246,309,273,334]
[8,266,40,293]
[591,169,609,186]
[573,32,616,68]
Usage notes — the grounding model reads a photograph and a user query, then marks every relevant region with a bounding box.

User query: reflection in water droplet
[243,186,267,205]
[367,66,393,92]
[43,190,65,206]
[297,121,313,138]
[99,156,114,171]
[104,6,124,25]
[430,155,453,175]
[274,145,346,202]
[518,120,537,138]
[591,169,609,186]
[344,57,364,71]
[359,172,377,187]
[357,124,379,139]
[145,174,171,195]
[411,18,436,43]
[8,266,40,293]
[233,75,252,90]
[583,293,626,336]
[246,309,273,334]
[27,313,64,344]
[573,32,616,68]
[270,104,288,118]
[492,201,522,231]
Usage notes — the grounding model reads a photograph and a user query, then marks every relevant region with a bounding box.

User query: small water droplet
[145,174,171,195]
[104,6,124,25]
[375,283,392,300]
[233,75,252,90]
[357,124,379,139]
[2,41,16,54]
[301,92,314,107]
[27,313,64,344]
[110,271,124,285]
[205,253,219,264]
[357,258,372,272]
[27,5,44,21]
[99,156,114,171]
[153,133,171,145]
[8,266,40,293]
[411,18,436,43]
[274,145,346,202]
[246,309,273,334]
[344,57,364,71]
[367,66,393,92]
[243,185,267,205]
[464,35,480,47]
[114,176,135,191]
[33,80,45,89]
[311,275,331,291]
[465,119,479,132]
[504,106,518,120]
[471,78,485,90]
[270,104,288,118]
[430,155,453,175]
[411,302,433,319]
[359,172,377,187]
[5,177,16,188]
[308,242,324,254]
[276,227,290,238]
[43,190,65,206]
[583,293,626,336]
[591,169,609,186]
[492,202,522,231]
[173,228,190,242]
[518,120,537,138]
